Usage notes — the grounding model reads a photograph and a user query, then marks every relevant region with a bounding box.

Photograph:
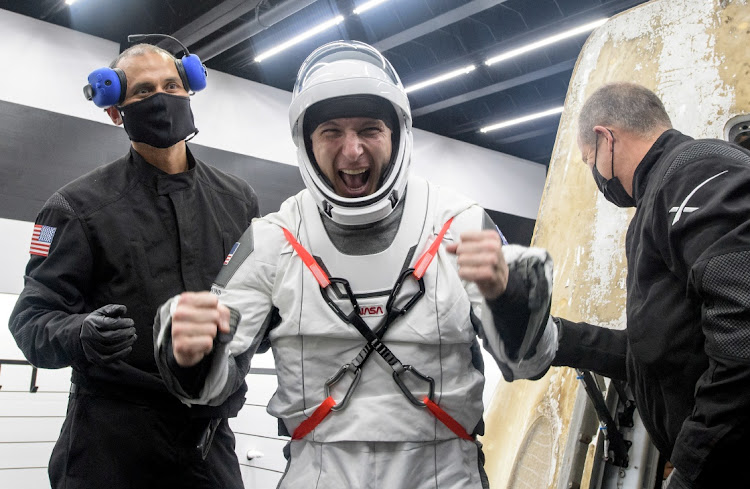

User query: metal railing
[0,358,39,393]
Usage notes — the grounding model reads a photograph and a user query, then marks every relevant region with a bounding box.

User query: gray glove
[503,245,553,360]
[80,304,137,365]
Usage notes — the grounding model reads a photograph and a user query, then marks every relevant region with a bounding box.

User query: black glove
[80,304,137,365]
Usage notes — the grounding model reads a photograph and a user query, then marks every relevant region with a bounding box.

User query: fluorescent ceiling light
[354,0,390,15]
[65,0,77,4]
[404,65,476,94]
[480,106,564,133]
[485,18,608,66]
[255,15,345,63]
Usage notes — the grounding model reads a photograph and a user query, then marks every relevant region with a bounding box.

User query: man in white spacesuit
[153,41,557,488]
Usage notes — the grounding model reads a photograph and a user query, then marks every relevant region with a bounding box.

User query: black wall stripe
[485,209,536,246]
[0,99,535,245]
[0,99,304,220]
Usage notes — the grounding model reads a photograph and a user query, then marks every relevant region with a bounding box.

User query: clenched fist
[80,304,137,365]
[445,230,509,299]
[171,292,231,367]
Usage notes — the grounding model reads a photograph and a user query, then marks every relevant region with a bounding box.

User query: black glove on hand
[80,304,137,365]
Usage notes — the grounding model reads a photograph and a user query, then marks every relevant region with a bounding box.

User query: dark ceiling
[2,0,649,167]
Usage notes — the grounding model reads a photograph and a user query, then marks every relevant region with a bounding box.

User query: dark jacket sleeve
[245,184,261,222]
[8,192,93,369]
[551,317,628,380]
[654,152,750,486]
[481,210,532,358]
[485,271,530,358]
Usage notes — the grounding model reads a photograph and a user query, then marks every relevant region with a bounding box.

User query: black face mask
[118,93,198,149]
[590,130,636,208]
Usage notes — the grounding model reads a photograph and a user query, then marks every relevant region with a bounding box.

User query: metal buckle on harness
[392,364,435,408]
[320,268,434,409]
[386,267,425,315]
[320,277,359,323]
[283,220,473,441]
[324,363,362,412]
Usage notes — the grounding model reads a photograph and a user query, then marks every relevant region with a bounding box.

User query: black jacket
[9,147,259,416]
[554,130,750,487]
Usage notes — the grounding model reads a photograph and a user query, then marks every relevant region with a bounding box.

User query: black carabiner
[318,268,432,410]
[386,268,425,316]
[320,277,359,324]
[392,364,435,407]
[324,363,363,412]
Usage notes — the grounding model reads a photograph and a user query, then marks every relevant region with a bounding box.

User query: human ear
[105,106,123,125]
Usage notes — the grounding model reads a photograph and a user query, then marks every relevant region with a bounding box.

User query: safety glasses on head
[289,40,413,226]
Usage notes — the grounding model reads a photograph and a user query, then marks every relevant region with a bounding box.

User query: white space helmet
[289,40,413,226]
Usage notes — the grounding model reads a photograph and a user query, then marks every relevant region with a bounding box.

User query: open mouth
[338,168,371,196]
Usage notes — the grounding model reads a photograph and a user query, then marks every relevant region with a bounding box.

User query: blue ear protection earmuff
[83,67,128,108]
[83,33,207,108]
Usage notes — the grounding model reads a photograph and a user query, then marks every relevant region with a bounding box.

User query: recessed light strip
[353,0,390,15]
[480,106,564,133]
[485,18,608,67]
[255,15,345,63]
[404,64,476,94]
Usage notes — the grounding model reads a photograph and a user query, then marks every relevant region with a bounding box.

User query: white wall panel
[0,364,72,395]
[235,434,289,473]
[0,442,56,470]
[0,9,116,124]
[0,8,545,220]
[0,290,67,489]
[243,372,278,407]
[0,417,65,443]
[32,368,72,393]
[0,364,39,392]
[232,404,284,439]
[239,464,284,489]
[0,220,34,295]
[0,392,68,417]
[0,468,50,489]
[411,131,546,220]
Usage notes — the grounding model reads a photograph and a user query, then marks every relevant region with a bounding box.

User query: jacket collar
[632,129,693,204]
[128,146,198,195]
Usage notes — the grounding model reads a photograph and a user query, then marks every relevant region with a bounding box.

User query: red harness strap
[424,397,473,441]
[413,217,453,279]
[285,218,472,441]
[292,396,336,440]
[282,227,330,287]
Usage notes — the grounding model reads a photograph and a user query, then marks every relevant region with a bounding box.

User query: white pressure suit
[153,40,557,489]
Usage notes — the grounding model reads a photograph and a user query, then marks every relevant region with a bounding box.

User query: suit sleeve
[8,192,94,369]
[655,152,750,486]
[154,220,279,406]
[460,209,558,381]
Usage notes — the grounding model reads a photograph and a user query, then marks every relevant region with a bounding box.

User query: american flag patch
[224,242,240,265]
[30,224,57,257]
